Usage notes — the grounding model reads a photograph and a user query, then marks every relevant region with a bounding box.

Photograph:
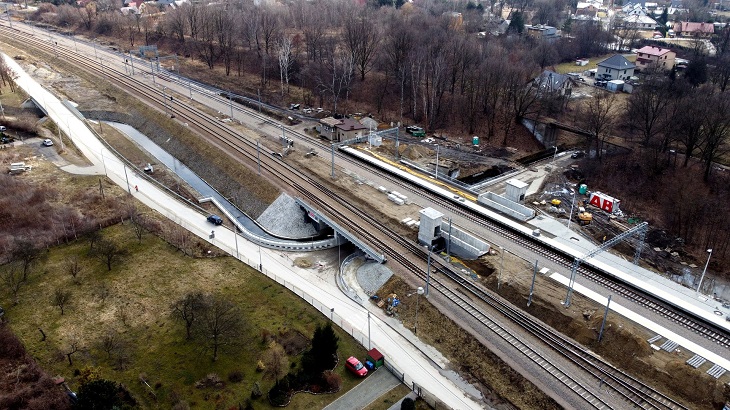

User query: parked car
[42,138,54,147]
[207,215,223,225]
[0,126,6,132]
[345,356,368,377]
[571,150,586,159]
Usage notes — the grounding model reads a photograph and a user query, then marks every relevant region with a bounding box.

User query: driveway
[323,368,401,410]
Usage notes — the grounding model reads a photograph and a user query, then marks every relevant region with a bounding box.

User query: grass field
[553,53,638,74]
[1,220,367,409]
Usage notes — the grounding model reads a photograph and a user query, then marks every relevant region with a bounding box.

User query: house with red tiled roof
[673,22,715,38]
[635,46,675,71]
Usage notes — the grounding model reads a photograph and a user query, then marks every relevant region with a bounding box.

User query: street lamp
[567,189,576,230]
[550,145,558,168]
[498,246,505,290]
[408,286,425,335]
[696,249,712,294]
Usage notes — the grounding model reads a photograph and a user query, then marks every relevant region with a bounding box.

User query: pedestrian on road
[135,185,138,192]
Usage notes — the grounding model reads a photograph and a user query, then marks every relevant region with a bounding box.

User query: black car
[207,215,223,225]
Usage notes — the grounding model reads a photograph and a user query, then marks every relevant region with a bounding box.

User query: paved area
[322,368,401,410]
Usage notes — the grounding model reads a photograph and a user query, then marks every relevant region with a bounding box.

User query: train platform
[528,214,730,372]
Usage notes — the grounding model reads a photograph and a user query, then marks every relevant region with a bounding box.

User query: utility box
[418,208,443,248]
[505,179,528,203]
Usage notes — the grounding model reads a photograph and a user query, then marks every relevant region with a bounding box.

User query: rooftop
[598,54,636,70]
[636,45,672,56]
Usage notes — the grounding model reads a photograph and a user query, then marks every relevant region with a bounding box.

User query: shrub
[227,371,244,383]
[321,370,341,392]
[251,381,262,399]
[401,397,416,410]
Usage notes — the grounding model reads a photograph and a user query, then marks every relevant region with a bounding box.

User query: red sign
[589,194,614,213]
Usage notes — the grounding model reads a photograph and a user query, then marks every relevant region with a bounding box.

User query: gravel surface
[356,261,394,296]
[256,193,318,238]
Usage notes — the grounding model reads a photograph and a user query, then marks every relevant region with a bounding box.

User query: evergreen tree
[508,12,525,34]
[685,59,708,86]
[307,323,339,372]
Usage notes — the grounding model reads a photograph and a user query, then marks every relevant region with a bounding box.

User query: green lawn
[1,222,367,409]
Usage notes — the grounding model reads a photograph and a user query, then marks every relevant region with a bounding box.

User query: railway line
[0,24,696,409]
[156,53,730,350]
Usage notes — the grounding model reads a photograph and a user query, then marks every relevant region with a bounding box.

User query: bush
[401,397,416,410]
[268,378,290,406]
[251,381,262,399]
[321,370,341,392]
[227,370,244,383]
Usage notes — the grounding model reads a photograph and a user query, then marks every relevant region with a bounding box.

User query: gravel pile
[257,193,317,238]
[356,262,393,296]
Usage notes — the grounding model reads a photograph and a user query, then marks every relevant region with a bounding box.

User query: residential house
[622,2,649,16]
[576,0,604,17]
[673,22,715,38]
[635,45,676,71]
[317,117,369,142]
[525,25,561,41]
[622,14,658,30]
[533,71,574,97]
[335,118,368,142]
[597,54,636,80]
[318,117,341,141]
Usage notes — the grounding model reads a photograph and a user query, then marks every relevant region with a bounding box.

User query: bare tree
[65,337,81,366]
[197,6,218,69]
[1,263,26,305]
[127,205,146,243]
[262,341,288,382]
[171,292,204,340]
[94,237,125,271]
[215,6,236,76]
[578,91,617,159]
[675,90,706,167]
[11,240,41,281]
[77,3,96,31]
[52,288,72,315]
[195,294,243,361]
[164,5,187,43]
[343,12,381,81]
[699,92,730,181]
[317,43,355,114]
[626,76,671,147]
[277,36,294,96]
[98,329,120,359]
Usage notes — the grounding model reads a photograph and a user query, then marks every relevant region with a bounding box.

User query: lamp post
[425,246,432,296]
[567,189,576,230]
[550,145,558,168]
[498,246,505,290]
[696,249,713,294]
[413,286,425,335]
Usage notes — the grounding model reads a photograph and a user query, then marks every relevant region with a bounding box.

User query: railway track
[0,25,694,409]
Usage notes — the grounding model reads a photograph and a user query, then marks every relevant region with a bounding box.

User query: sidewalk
[3,52,485,410]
